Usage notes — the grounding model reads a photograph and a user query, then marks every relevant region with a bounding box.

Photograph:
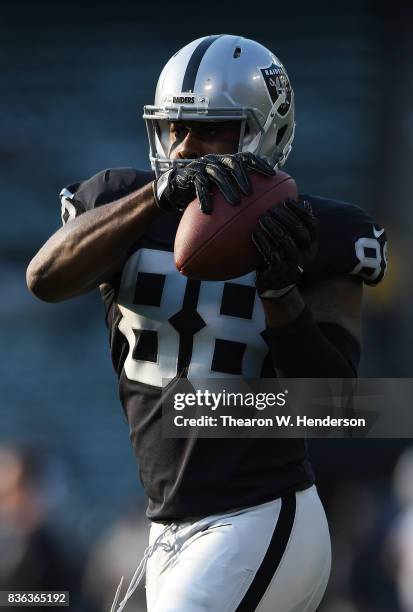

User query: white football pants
[145,485,331,611]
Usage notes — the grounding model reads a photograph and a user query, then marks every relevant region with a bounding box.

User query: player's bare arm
[26,182,160,302]
[260,277,363,378]
[259,278,362,342]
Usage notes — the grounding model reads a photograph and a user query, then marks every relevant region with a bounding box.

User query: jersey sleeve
[59,167,155,225]
[304,195,388,286]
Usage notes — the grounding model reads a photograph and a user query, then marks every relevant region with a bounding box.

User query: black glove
[252,198,318,299]
[153,152,275,214]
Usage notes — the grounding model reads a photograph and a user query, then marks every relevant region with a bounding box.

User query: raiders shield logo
[259,61,292,116]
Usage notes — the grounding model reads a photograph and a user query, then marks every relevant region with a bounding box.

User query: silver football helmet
[143,34,295,177]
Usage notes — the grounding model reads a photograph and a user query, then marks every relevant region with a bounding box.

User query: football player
[26,35,387,612]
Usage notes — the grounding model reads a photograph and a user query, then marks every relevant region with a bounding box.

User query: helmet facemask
[144,106,252,177]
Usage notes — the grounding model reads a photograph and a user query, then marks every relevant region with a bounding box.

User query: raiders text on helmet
[143,35,295,176]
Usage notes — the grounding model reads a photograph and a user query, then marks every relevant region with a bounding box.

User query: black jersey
[60,168,387,520]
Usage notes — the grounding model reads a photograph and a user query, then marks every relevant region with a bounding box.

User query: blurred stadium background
[1,1,412,610]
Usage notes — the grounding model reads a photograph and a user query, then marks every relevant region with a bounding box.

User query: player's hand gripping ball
[174,170,298,280]
[252,199,319,299]
[154,152,275,214]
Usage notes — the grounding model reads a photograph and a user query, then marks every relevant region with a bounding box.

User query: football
[174,170,298,280]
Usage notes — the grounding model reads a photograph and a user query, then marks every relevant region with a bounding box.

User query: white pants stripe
[145,485,331,612]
